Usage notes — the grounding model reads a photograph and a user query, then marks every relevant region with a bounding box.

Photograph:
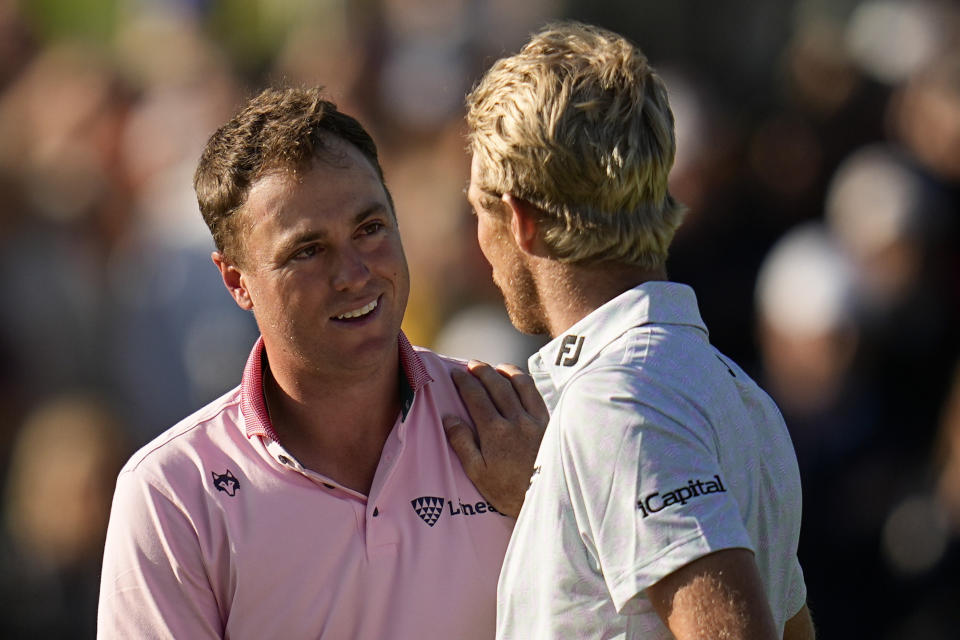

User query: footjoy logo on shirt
[410,496,501,527]
[637,475,727,518]
[555,334,585,367]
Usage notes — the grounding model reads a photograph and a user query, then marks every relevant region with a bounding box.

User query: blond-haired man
[447,21,815,640]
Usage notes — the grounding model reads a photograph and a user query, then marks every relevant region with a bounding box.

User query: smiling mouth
[335,297,379,320]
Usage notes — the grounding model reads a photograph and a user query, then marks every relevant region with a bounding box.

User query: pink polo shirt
[98,333,513,639]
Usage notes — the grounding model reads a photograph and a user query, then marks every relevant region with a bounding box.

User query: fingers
[451,367,503,425]
[494,363,550,425]
[442,415,486,479]
[446,362,547,518]
[465,360,526,419]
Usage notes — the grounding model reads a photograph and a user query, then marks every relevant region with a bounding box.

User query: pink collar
[240,332,433,441]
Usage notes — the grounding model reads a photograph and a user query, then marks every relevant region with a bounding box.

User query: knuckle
[468,359,494,373]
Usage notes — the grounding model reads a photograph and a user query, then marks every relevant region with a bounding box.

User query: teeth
[336,298,377,319]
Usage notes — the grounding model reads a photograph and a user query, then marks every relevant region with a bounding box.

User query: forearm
[783,604,815,640]
[647,548,778,640]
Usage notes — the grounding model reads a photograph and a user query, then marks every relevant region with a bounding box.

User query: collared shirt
[497,282,806,640]
[98,333,513,639]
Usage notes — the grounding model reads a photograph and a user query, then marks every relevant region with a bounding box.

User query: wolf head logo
[212,470,240,497]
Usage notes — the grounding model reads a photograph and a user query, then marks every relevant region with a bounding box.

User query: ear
[212,251,254,311]
[502,193,544,256]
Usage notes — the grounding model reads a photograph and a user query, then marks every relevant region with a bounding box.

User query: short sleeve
[556,367,754,613]
[98,468,224,639]
[784,555,808,620]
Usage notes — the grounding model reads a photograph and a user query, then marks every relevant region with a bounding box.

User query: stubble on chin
[497,264,549,336]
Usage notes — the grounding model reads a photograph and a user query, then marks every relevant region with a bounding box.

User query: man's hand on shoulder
[443,361,548,518]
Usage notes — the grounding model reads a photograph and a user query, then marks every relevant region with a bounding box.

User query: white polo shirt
[98,333,513,639]
[497,282,806,640]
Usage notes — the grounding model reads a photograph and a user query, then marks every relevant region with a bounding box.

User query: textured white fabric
[497,282,806,640]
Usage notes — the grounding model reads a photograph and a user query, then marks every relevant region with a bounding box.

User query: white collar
[528,281,707,402]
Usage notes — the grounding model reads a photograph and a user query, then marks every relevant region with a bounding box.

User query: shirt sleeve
[98,468,224,639]
[556,366,755,613]
[784,554,808,620]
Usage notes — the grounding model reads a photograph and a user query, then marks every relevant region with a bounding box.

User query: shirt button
[278,455,291,465]
[373,507,379,517]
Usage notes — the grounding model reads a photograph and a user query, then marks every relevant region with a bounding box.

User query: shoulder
[413,345,469,376]
[408,346,472,416]
[558,363,648,416]
[555,362,715,453]
[119,386,244,487]
[551,365,649,446]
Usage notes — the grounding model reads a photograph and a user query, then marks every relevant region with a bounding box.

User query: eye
[359,221,385,236]
[292,244,321,260]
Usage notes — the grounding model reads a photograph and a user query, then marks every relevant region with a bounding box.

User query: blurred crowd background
[0,0,957,637]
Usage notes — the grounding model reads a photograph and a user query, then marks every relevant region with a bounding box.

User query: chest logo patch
[555,334,585,367]
[212,469,240,497]
[411,496,445,527]
[411,495,503,526]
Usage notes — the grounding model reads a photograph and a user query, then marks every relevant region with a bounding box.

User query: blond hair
[466,22,685,268]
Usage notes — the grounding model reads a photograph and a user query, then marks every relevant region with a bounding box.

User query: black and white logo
[555,334,585,367]
[637,475,727,518]
[411,495,503,527]
[212,470,240,497]
[411,496,445,527]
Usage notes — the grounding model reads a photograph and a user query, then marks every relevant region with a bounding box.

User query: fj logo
[555,334,585,367]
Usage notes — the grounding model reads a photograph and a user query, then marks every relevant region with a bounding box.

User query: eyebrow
[276,202,389,256]
[351,202,389,226]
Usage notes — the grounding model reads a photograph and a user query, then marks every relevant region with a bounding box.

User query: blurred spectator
[106,5,258,441]
[0,394,129,639]
[755,223,861,425]
[845,0,947,87]
[0,42,133,402]
[825,143,957,460]
[888,52,960,183]
[936,360,960,530]
[754,223,886,637]
[0,0,36,91]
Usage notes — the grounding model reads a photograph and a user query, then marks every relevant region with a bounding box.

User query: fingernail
[442,416,460,431]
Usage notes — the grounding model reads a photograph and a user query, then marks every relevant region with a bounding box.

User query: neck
[536,261,668,338]
[263,349,401,448]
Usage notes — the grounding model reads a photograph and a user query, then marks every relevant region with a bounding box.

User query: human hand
[443,361,549,518]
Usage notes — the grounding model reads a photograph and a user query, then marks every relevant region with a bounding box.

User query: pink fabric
[98,335,511,639]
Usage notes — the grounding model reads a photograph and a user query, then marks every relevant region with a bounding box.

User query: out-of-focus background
[0,0,957,637]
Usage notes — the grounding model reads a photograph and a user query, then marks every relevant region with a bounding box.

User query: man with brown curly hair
[98,87,543,639]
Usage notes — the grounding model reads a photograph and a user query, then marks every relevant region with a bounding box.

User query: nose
[331,246,371,291]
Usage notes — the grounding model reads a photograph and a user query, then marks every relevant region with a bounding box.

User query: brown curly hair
[194,87,391,264]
